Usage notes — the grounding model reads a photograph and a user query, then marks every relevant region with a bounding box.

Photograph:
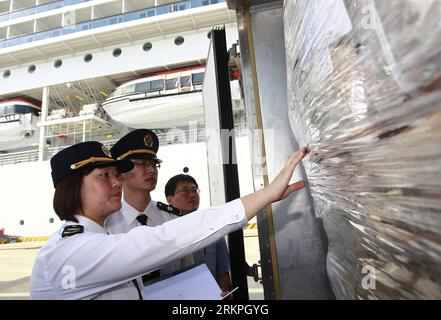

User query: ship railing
[0,149,39,166]
[0,1,89,23]
[0,120,247,165]
[0,0,225,49]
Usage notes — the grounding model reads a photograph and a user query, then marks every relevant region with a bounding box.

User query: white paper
[142,263,222,300]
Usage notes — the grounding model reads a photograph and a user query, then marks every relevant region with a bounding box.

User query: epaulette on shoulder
[61,225,84,238]
[157,201,183,217]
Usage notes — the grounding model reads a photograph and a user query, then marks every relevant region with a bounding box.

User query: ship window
[5,105,15,115]
[13,105,38,115]
[143,42,152,52]
[15,105,25,114]
[149,79,164,91]
[84,54,93,63]
[121,84,136,94]
[2,106,8,115]
[113,48,122,57]
[147,9,155,17]
[192,72,204,85]
[109,88,122,98]
[54,60,63,68]
[174,36,185,46]
[49,218,54,223]
[3,70,10,78]
[28,65,36,73]
[19,220,24,225]
[180,76,191,87]
[29,106,39,116]
[135,81,150,92]
[166,78,178,90]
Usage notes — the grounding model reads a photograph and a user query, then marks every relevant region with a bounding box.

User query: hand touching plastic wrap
[284,0,441,299]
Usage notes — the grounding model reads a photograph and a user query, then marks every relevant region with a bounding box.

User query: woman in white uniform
[29,141,308,299]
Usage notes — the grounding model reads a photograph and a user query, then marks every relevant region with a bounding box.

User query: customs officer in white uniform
[29,140,309,299]
[105,129,193,280]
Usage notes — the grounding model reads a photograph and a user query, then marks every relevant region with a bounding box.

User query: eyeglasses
[175,188,200,195]
[131,160,160,169]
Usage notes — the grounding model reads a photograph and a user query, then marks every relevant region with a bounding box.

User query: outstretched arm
[241,147,309,220]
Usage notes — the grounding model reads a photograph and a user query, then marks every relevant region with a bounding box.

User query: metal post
[83,120,86,142]
[211,27,249,300]
[38,86,49,162]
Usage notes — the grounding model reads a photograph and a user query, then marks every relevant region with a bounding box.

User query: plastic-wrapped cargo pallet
[284,0,441,299]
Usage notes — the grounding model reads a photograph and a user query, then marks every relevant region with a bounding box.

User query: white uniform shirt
[29,199,246,300]
[105,199,195,276]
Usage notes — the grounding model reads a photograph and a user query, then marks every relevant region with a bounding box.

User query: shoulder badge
[61,225,84,238]
[157,201,182,217]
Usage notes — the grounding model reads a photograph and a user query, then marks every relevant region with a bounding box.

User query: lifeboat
[102,67,205,129]
[0,99,41,151]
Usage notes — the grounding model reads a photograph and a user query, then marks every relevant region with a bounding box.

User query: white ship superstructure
[0,0,253,237]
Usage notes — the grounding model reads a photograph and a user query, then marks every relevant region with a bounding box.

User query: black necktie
[136,214,148,226]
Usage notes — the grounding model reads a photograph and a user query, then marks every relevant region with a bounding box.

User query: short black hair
[165,174,198,197]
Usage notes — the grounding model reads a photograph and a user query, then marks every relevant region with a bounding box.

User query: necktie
[136,214,148,226]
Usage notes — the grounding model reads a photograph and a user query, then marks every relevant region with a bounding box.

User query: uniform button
[234,214,239,220]
[209,227,214,232]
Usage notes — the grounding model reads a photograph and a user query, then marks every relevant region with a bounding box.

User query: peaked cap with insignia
[50,141,134,187]
[110,129,162,163]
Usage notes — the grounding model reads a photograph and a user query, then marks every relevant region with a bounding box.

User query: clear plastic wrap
[284,0,441,299]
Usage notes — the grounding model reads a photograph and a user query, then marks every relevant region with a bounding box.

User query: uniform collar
[145,199,156,218]
[70,215,108,234]
[120,198,156,225]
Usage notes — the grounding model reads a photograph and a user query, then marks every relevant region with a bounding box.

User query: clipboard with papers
[142,263,222,300]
